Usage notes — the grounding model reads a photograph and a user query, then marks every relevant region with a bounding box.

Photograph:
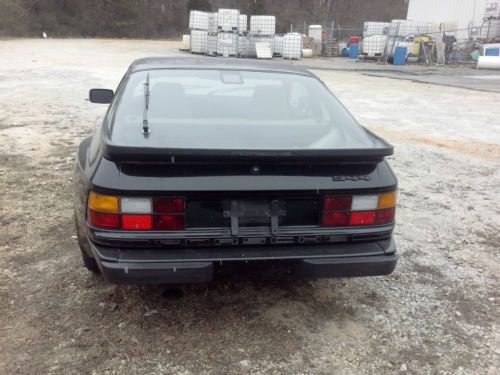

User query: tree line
[0,0,407,38]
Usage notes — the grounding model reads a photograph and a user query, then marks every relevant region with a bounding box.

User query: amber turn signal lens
[378,191,397,209]
[88,191,119,213]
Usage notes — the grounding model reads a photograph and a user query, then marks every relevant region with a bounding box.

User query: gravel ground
[0,39,499,375]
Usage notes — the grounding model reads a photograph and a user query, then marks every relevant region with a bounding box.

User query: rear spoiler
[101,128,393,164]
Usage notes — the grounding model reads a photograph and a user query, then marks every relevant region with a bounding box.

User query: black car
[74,57,398,284]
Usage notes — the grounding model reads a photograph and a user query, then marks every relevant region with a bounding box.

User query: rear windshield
[108,69,377,150]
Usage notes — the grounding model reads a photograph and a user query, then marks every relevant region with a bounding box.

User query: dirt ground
[0,39,499,375]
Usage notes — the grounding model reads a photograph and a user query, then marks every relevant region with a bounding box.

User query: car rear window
[107,69,377,150]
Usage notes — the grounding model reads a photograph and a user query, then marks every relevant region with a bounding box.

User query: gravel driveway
[0,39,499,375]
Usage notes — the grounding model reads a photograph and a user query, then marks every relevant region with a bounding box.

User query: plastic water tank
[349,44,359,58]
[302,49,313,58]
[393,47,407,65]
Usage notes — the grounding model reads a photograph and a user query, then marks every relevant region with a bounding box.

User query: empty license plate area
[184,197,319,229]
[223,200,286,235]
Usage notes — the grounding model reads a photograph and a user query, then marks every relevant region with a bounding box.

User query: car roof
[128,56,314,77]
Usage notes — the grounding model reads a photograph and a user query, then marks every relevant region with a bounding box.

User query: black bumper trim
[297,254,397,278]
[89,238,397,284]
[100,261,213,284]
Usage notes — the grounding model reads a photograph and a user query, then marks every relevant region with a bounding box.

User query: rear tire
[75,212,100,274]
[81,251,100,273]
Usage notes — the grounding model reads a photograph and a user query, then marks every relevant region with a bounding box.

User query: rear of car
[74,58,397,284]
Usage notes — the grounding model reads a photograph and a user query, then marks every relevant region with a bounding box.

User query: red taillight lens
[375,207,396,225]
[349,211,376,226]
[87,193,187,231]
[154,197,185,214]
[153,214,185,230]
[322,212,349,226]
[88,209,119,229]
[323,196,352,211]
[121,214,152,230]
[321,193,396,227]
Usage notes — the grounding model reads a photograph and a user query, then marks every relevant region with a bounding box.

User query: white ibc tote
[282,33,302,59]
[238,35,250,56]
[217,33,238,56]
[389,20,432,37]
[250,16,276,35]
[207,34,218,56]
[239,15,248,34]
[189,11,208,30]
[363,22,390,37]
[190,30,207,53]
[218,9,240,32]
[362,35,388,56]
[272,35,284,56]
[207,12,218,33]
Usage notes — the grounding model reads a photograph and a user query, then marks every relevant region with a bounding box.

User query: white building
[406,0,499,39]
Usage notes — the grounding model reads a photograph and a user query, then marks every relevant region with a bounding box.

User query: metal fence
[297,20,498,63]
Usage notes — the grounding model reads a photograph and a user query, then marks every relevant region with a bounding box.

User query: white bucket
[302,49,313,58]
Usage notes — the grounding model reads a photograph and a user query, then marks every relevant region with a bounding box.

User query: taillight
[121,214,153,230]
[153,197,185,230]
[87,193,185,231]
[87,209,119,229]
[153,197,184,214]
[87,192,120,229]
[321,191,396,227]
[154,215,185,230]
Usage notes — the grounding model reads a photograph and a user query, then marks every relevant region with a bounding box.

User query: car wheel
[75,213,100,274]
[81,251,100,273]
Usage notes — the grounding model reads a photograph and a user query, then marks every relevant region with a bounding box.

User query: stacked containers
[238,35,250,57]
[189,11,208,54]
[272,35,284,56]
[218,32,239,57]
[362,21,390,57]
[218,8,240,32]
[385,19,432,59]
[207,12,218,56]
[282,33,302,59]
[239,15,248,34]
[237,15,248,57]
[189,10,209,30]
[363,22,390,37]
[217,9,239,56]
[250,16,276,35]
[250,15,276,57]
[362,35,388,57]
[388,20,432,37]
[190,29,207,54]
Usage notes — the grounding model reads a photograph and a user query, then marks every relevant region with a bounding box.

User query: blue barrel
[349,44,359,59]
[393,47,407,65]
[341,47,349,57]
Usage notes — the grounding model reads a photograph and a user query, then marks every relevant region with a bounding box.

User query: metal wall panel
[407,0,489,39]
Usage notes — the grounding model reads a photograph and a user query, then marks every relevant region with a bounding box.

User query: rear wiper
[142,73,150,136]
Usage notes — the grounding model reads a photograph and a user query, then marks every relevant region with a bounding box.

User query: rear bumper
[89,238,397,284]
